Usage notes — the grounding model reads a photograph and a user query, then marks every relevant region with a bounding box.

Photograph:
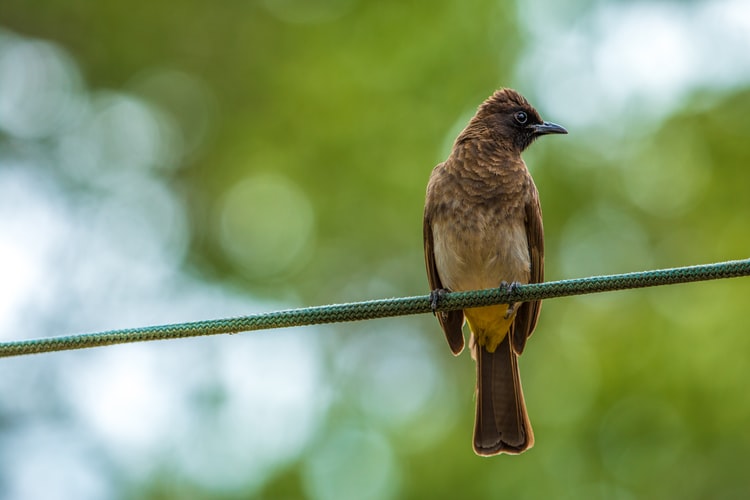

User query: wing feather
[511,191,544,354]
[424,199,465,355]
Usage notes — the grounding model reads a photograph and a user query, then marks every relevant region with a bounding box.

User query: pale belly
[431,218,530,293]
[431,216,531,352]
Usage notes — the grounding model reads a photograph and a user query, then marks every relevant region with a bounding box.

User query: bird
[423,88,566,456]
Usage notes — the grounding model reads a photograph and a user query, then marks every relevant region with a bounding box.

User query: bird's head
[472,88,567,152]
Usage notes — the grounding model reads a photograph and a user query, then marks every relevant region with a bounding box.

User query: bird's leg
[501,281,521,319]
[429,288,449,315]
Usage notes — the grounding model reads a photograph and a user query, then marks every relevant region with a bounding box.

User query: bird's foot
[429,288,449,315]
[500,281,521,319]
[500,280,521,294]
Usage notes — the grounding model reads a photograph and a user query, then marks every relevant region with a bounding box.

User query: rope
[2,258,749,358]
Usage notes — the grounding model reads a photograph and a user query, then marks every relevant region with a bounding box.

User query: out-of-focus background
[2,0,750,498]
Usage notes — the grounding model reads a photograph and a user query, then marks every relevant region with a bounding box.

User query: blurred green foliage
[3,0,750,499]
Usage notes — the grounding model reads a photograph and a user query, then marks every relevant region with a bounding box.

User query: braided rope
[2,258,749,358]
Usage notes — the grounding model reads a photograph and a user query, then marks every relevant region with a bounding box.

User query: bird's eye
[514,111,528,124]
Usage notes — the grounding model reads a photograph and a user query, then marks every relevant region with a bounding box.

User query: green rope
[2,258,749,358]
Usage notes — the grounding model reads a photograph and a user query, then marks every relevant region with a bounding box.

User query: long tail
[473,334,534,455]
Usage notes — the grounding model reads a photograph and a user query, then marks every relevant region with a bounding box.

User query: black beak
[530,121,567,136]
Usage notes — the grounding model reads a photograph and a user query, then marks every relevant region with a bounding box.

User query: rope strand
[2,258,749,358]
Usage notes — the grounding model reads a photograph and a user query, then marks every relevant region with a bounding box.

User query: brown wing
[511,191,544,355]
[423,209,465,355]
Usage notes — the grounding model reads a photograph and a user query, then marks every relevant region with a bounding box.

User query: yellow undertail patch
[464,305,515,353]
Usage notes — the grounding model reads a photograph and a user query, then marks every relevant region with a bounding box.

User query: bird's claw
[500,280,521,294]
[429,288,448,315]
[501,281,521,319]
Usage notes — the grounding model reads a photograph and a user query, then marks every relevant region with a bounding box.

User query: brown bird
[423,88,566,456]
